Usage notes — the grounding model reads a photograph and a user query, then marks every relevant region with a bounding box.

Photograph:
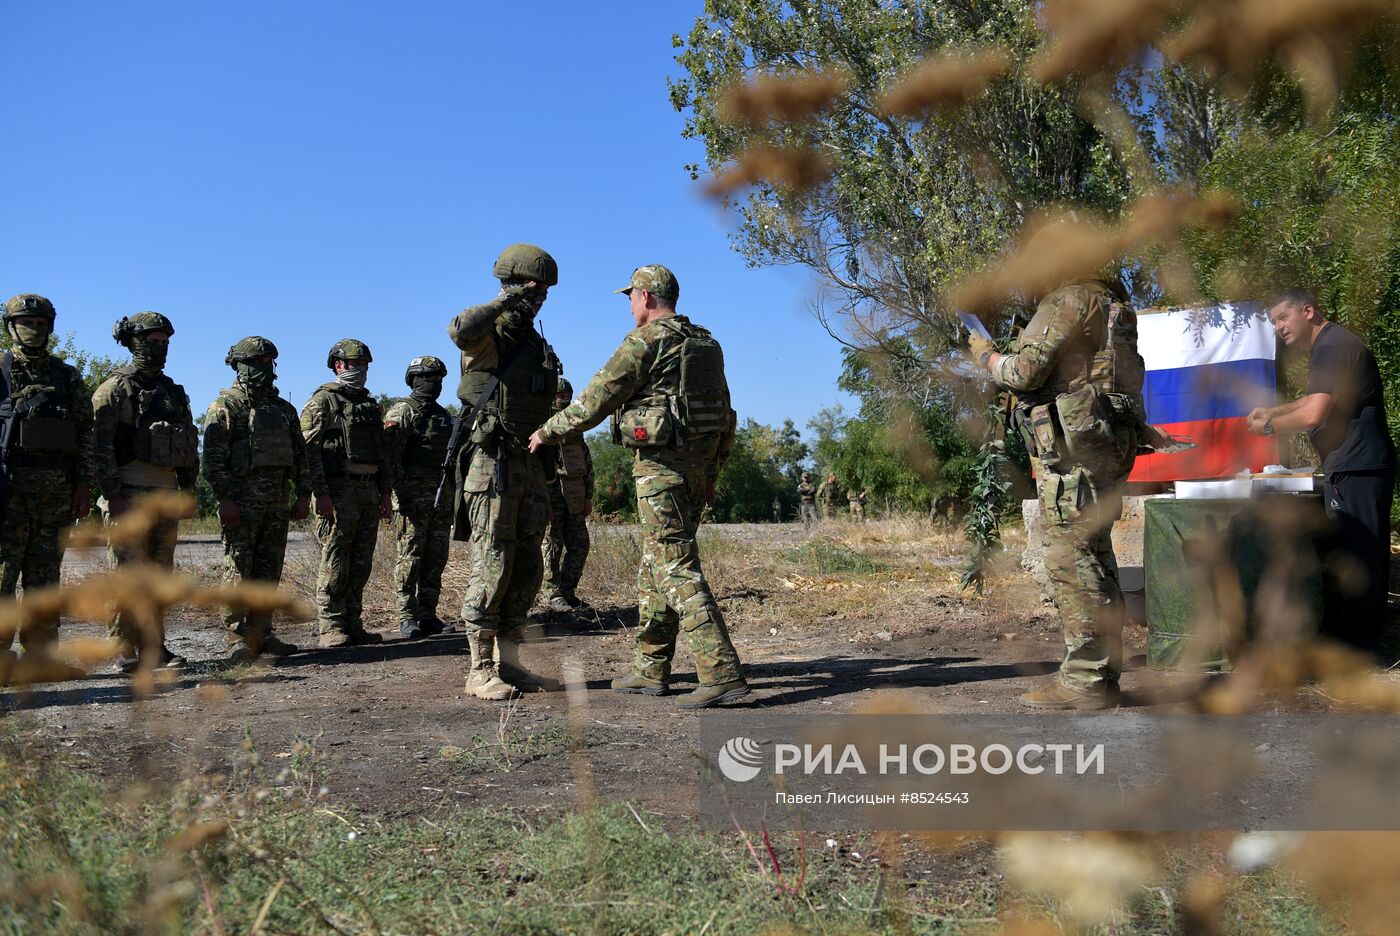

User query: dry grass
[718,70,849,127]
[876,48,1011,116]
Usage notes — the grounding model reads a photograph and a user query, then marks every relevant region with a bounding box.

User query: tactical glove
[968,334,996,368]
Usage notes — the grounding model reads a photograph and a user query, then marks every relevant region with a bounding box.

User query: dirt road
[5,522,1226,823]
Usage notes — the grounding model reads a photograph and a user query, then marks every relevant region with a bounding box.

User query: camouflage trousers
[459,445,550,638]
[314,476,382,636]
[542,486,589,600]
[633,457,743,687]
[394,484,454,624]
[1037,465,1125,691]
[819,502,837,521]
[799,502,818,529]
[0,467,75,651]
[848,502,865,522]
[105,484,180,653]
[220,471,292,649]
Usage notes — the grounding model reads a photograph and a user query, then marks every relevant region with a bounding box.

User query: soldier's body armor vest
[110,367,200,469]
[2,354,80,455]
[458,321,558,443]
[400,398,453,469]
[316,383,384,471]
[612,316,732,450]
[1013,282,1145,471]
[219,385,296,474]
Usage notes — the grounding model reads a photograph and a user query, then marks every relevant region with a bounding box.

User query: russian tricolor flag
[1130,302,1280,482]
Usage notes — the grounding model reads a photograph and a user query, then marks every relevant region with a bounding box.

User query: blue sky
[2,0,853,434]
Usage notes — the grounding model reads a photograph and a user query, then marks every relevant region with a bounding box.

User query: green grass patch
[782,541,889,575]
[0,723,1340,935]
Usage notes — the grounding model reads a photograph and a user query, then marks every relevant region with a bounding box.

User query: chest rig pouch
[115,370,199,469]
[403,403,453,468]
[249,402,295,469]
[12,383,79,454]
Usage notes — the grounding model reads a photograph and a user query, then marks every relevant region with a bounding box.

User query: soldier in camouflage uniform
[848,488,867,522]
[383,355,456,640]
[94,313,201,672]
[797,472,818,529]
[816,473,840,520]
[0,294,93,656]
[541,377,594,613]
[202,337,311,661]
[448,244,564,700]
[529,264,748,709]
[970,272,1146,710]
[301,339,392,648]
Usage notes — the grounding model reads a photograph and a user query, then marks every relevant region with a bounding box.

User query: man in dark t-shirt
[1248,288,1396,655]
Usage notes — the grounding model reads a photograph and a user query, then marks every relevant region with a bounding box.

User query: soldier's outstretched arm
[533,331,653,444]
[988,290,1087,393]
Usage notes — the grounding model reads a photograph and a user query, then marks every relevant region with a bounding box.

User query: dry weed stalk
[947,192,1237,312]
[718,70,849,126]
[1032,0,1196,83]
[704,146,833,196]
[876,48,1011,117]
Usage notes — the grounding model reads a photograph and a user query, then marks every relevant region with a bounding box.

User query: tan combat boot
[465,633,518,701]
[495,631,563,692]
[1018,679,1121,711]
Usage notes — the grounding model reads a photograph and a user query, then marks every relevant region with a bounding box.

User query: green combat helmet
[556,376,573,398]
[492,243,559,286]
[225,336,279,368]
[112,312,175,346]
[404,355,448,387]
[326,338,373,369]
[3,293,56,322]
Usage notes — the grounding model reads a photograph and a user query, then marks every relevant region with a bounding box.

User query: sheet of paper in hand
[956,311,991,340]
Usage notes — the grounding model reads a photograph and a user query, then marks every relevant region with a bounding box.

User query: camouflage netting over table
[1145,495,1327,670]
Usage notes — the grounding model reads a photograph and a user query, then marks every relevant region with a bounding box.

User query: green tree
[587,431,638,521]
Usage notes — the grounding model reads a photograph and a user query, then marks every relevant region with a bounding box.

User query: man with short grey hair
[1248,289,1396,655]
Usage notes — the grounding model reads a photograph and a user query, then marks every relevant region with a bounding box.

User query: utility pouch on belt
[148,421,200,469]
[1054,385,1119,464]
[1028,403,1063,469]
[612,405,675,449]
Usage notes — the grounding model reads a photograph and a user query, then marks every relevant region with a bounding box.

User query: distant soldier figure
[970,264,1145,710]
[529,264,748,709]
[848,488,867,522]
[542,377,594,613]
[94,313,200,672]
[301,339,391,648]
[797,472,818,529]
[203,337,311,661]
[448,244,563,700]
[383,355,456,639]
[0,294,93,657]
[816,472,840,520]
[772,496,782,523]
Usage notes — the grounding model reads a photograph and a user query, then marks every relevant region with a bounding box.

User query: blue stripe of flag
[1142,358,1276,424]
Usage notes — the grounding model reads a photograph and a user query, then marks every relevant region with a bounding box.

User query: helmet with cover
[225,336,279,368]
[3,293,56,323]
[327,338,373,369]
[112,312,175,347]
[404,355,448,387]
[492,243,559,287]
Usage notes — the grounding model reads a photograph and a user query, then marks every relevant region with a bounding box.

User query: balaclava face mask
[130,335,169,373]
[336,366,368,391]
[236,361,277,392]
[8,321,51,358]
[410,376,443,404]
